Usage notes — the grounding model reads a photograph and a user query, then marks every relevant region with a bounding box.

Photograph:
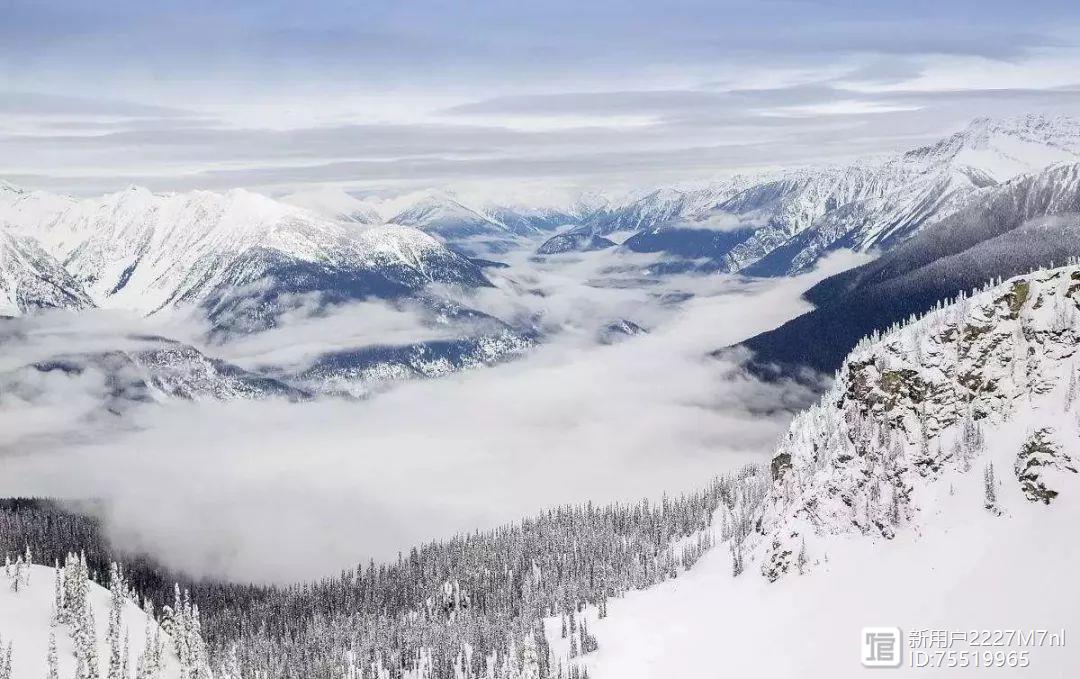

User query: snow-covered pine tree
[47,631,59,679]
[0,637,12,679]
[108,563,125,679]
[519,638,540,679]
[53,561,65,625]
[8,553,22,593]
[984,463,1001,515]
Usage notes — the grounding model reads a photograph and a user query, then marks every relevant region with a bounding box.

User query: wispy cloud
[3,1,1080,194]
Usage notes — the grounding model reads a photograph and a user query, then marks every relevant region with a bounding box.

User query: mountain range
[270,116,1080,286]
[0,183,535,403]
[593,114,1080,275]
[6,113,1080,400]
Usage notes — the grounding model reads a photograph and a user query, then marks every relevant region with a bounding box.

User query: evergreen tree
[46,631,59,679]
[984,463,1000,514]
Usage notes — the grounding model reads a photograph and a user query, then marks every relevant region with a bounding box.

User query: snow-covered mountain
[536,180,752,253]
[0,183,533,403]
[569,115,1080,273]
[388,193,573,255]
[2,185,489,330]
[741,162,1080,376]
[0,183,92,315]
[584,181,751,235]
[293,330,533,397]
[536,232,616,255]
[565,265,1080,678]
[21,335,308,405]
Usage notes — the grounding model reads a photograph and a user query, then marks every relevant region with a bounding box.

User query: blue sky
[3,0,1080,197]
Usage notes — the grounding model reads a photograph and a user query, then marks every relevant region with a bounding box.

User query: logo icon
[861,627,902,668]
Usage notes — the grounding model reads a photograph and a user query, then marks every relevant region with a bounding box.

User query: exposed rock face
[1015,428,1078,504]
[754,265,1080,581]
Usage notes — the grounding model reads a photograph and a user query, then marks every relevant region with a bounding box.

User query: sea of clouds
[0,245,866,582]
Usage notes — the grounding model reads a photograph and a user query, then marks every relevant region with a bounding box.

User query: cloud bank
[0,248,862,583]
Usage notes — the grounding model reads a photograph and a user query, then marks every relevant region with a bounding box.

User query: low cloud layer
[0,248,863,583]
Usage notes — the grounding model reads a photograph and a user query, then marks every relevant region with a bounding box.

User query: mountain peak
[901,113,1080,182]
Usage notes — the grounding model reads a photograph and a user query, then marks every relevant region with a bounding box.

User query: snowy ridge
[756,263,1080,579]
[19,336,308,407]
[594,115,1080,273]
[24,187,478,314]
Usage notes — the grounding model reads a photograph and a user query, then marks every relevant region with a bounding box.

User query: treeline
[1,466,767,679]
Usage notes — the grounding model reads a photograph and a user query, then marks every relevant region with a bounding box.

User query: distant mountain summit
[543,114,1080,270]
[902,113,1080,182]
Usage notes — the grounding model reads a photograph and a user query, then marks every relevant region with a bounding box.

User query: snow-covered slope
[0,183,93,315]
[757,264,1080,575]
[567,265,1080,678]
[0,226,94,316]
[0,562,183,679]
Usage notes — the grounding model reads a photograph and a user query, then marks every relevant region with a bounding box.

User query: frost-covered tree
[0,639,12,679]
[2,469,769,679]
[519,638,540,679]
[731,544,744,577]
[47,631,59,679]
[983,464,1001,515]
[107,562,127,679]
